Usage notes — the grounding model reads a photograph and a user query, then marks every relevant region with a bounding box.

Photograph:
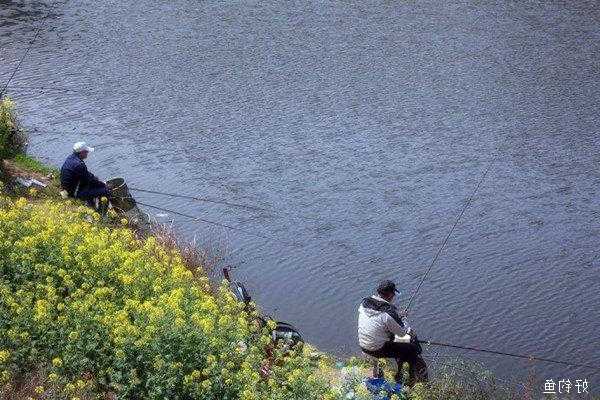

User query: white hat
[73,141,95,153]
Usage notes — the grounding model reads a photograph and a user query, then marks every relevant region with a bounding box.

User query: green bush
[0,97,26,160]
[0,196,331,399]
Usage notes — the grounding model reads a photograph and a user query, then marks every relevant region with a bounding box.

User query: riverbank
[0,96,552,400]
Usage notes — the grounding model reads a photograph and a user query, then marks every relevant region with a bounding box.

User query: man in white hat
[60,141,110,206]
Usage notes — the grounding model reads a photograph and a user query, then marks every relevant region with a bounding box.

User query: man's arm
[61,162,85,194]
[384,313,411,338]
[82,163,104,186]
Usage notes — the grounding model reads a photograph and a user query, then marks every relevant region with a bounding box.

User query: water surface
[1,0,599,385]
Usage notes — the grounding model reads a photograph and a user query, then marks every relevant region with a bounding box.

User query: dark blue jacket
[60,153,103,196]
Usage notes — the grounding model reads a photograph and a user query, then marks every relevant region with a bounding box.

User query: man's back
[60,152,100,196]
[358,295,408,351]
[60,153,82,195]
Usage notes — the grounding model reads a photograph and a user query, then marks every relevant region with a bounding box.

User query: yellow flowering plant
[0,195,334,399]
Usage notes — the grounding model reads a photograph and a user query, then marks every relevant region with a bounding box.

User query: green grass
[12,153,57,175]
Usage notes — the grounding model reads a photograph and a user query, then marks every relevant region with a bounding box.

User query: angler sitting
[357,280,428,387]
[60,141,110,209]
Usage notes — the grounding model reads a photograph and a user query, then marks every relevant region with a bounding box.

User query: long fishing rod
[404,160,494,313]
[0,2,62,97]
[133,199,273,240]
[419,339,600,371]
[130,187,268,212]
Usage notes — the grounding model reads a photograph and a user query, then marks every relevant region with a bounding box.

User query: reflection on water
[1,0,599,382]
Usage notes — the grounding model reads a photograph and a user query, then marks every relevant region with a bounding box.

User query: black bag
[272,321,303,348]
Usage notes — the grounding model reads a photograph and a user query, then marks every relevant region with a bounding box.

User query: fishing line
[130,198,300,248]
[129,186,320,222]
[419,339,600,371]
[129,187,268,212]
[0,2,62,97]
[6,85,90,94]
[133,199,272,240]
[404,160,494,313]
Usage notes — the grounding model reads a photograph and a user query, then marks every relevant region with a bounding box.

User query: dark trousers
[76,184,110,208]
[363,341,428,387]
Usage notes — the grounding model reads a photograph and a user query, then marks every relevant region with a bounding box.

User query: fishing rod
[404,160,494,313]
[129,187,268,212]
[0,2,63,97]
[419,339,600,371]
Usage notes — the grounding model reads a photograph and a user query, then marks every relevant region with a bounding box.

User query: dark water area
[1,0,599,387]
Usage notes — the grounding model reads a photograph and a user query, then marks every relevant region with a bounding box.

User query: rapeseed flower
[0,195,332,399]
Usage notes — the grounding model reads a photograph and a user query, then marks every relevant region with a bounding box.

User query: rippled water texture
[1,0,599,383]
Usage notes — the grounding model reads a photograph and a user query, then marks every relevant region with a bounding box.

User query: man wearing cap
[357,280,428,387]
[60,142,110,207]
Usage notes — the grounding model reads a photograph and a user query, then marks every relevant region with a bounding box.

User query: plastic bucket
[364,377,403,400]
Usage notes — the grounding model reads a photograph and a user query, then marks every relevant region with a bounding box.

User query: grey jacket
[357,295,411,351]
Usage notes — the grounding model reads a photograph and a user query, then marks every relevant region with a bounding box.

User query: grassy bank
[1,96,575,400]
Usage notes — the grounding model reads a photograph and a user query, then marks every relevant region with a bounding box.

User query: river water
[1,0,599,386]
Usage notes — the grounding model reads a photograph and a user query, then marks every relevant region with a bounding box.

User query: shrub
[409,358,519,400]
[0,196,330,399]
[0,97,26,160]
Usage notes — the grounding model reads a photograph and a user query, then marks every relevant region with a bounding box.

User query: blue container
[364,377,403,400]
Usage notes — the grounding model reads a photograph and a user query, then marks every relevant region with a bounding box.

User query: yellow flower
[120,218,128,225]
[0,350,9,363]
[34,385,44,394]
[240,389,256,400]
[190,370,201,380]
[0,370,10,384]
[206,354,216,365]
[52,357,62,367]
[48,372,59,382]
[356,384,371,398]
